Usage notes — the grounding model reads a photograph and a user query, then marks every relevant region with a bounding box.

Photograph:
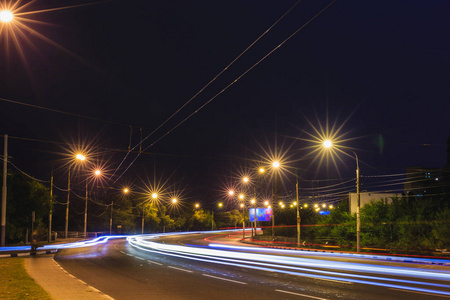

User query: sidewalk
[25,255,114,300]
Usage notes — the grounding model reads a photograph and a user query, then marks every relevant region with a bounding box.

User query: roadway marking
[275,289,329,300]
[389,288,450,298]
[147,260,163,266]
[126,254,133,257]
[120,251,126,254]
[314,277,352,284]
[168,266,193,273]
[202,274,247,285]
[134,256,145,260]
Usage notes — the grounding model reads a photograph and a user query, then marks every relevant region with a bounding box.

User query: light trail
[128,234,450,297]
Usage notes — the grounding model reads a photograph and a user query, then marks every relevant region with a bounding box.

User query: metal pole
[1,134,7,246]
[48,171,53,243]
[355,152,361,252]
[109,201,113,235]
[242,204,245,239]
[141,207,145,234]
[84,181,88,238]
[253,186,257,238]
[65,169,70,239]
[296,178,300,246]
[211,210,214,231]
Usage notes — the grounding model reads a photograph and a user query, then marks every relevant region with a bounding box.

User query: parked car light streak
[127,237,450,297]
[127,236,450,281]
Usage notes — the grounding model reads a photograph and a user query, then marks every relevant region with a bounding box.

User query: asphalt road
[54,232,450,300]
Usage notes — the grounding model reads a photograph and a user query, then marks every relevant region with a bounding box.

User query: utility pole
[355,152,361,252]
[84,181,88,238]
[48,171,53,243]
[65,169,70,239]
[1,134,7,247]
[109,200,113,235]
[296,178,300,246]
[141,205,145,234]
[242,204,245,239]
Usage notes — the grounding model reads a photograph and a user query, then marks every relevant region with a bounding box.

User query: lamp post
[65,153,86,239]
[323,140,361,252]
[272,160,280,238]
[214,202,223,231]
[240,202,245,239]
[250,198,256,239]
[354,151,361,252]
[296,178,300,246]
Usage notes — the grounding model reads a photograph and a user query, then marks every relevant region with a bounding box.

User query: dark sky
[1,0,449,205]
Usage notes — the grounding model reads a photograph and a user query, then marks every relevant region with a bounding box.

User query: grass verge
[0,258,51,300]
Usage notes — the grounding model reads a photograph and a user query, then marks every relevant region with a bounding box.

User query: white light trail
[127,235,450,297]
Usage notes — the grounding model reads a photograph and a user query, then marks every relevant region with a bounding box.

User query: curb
[0,249,58,258]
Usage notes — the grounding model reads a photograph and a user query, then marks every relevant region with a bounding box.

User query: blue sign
[319,210,330,215]
[249,208,272,222]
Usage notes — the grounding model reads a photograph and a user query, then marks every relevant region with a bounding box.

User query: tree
[2,172,51,243]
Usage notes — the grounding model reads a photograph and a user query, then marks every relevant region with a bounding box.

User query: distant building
[404,166,441,198]
[348,192,399,214]
[404,137,450,200]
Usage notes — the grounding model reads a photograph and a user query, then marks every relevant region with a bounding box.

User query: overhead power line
[113,0,338,183]
[110,0,304,182]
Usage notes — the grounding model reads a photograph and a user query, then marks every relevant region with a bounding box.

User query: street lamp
[250,198,256,238]
[240,202,245,239]
[0,10,13,23]
[82,168,101,238]
[65,153,86,239]
[322,140,361,252]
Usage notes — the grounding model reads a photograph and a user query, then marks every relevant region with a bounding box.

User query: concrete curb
[0,249,58,258]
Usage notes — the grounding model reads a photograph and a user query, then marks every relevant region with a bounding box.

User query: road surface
[54,231,450,299]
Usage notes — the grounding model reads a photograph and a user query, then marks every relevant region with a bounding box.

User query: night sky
[1,0,449,206]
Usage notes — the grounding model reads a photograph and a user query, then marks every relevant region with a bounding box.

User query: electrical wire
[110,0,304,181]
[113,0,338,183]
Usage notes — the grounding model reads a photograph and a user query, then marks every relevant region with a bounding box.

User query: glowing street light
[272,161,280,168]
[152,193,158,199]
[94,169,101,176]
[172,198,178,204]
[195,203,200,209]
[323,139,332,149]
[228,190,235,196]
[243,176,249,183]
[218,202,223,208]
[123,188,129,194]
[76,153,86,161]
[322,139,361,252]
[264,201,269,206]
[239,193,244,200]
[259,168,265,173]
[0,10,13,23]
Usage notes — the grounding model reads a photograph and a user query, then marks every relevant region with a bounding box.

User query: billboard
[249,208,272,222]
